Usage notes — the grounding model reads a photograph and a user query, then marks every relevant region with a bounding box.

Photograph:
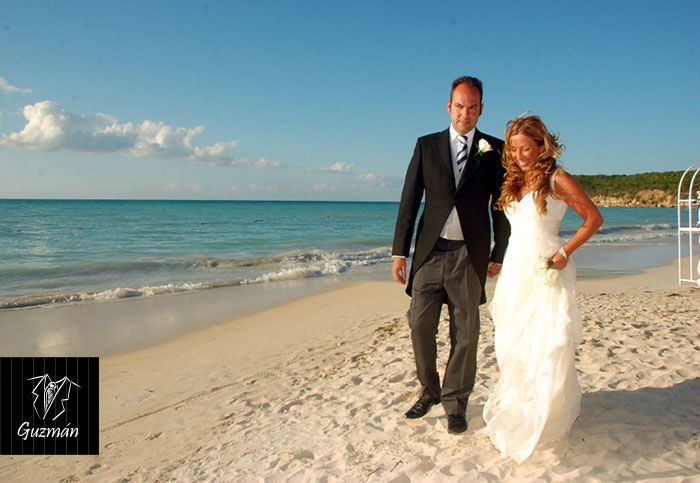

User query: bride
[482,115,604,463]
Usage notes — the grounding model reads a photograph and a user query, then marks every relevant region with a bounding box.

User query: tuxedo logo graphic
[1,357,99,455]
[28,374,80,421]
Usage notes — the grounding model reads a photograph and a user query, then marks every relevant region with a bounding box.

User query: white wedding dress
[483,175,582,464]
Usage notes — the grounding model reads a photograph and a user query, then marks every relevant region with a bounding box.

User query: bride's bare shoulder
[550,169,581,198]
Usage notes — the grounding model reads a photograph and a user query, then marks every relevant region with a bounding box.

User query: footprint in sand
[675,368,691,378]
[391,392,414,405]
[305,393,323,401]
[294,450,315,461]
[388,373,405,383]
[278,400,303,413]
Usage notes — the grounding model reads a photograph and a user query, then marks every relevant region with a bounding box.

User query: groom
[392,76,510,434]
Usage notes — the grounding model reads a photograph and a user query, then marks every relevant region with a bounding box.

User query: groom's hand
[487,262,502,278]
[392,257,407,285]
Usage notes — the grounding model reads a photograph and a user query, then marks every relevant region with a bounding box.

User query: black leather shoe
[447,414,468,434]
[404,393,440,419]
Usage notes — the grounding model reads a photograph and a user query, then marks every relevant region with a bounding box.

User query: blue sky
[0,0,698,200]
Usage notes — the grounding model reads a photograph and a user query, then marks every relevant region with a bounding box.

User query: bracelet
[558,246,568,260]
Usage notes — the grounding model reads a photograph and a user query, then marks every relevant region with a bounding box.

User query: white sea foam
[597,223,673,233]
[0,249,393,309]
[562,223,675,240]
[86,282,209,302]
[590,231,675,244]
[241,248,391,285]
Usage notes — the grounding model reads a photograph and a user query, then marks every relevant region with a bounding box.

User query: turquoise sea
[0,200,678,310]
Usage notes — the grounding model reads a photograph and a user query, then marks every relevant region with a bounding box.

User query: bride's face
[509,134,545,172]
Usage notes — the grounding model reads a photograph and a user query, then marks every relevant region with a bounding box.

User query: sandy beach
[1,259,698,481]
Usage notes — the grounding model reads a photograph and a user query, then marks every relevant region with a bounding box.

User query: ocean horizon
[1,199,679,310]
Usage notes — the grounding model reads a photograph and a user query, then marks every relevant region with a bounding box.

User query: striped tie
[456,135,469,171]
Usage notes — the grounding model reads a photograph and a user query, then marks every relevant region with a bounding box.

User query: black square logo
[0,357,99,455]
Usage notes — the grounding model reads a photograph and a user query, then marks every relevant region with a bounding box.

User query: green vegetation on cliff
[568,170,688,206]
[574,171,685,197]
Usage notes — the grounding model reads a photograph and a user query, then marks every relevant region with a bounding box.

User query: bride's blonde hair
[497,115,563,215]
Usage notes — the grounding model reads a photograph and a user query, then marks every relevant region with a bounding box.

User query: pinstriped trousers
[407,243,482,416]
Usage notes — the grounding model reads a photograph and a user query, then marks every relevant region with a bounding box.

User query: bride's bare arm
[550,170,604,269]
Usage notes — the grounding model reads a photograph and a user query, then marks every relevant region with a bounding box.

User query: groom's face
[447,84,483,135]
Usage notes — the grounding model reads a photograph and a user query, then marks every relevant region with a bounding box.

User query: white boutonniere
[531,256,559,285]
[477,139,493,156]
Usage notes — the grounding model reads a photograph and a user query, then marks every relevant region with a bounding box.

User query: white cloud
[357,172,397,190]
[307,161,356,174]
[0,76,32,94]
[253,158,283,170]
[0,100,282,169]
[326,162,355,173]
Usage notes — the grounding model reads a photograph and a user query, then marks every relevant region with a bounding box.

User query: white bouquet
[532,256,559,285]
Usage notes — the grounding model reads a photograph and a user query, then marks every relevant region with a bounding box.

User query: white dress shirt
[439,124,476,240]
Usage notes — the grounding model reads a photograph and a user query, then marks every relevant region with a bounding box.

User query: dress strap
[549,168,562,194]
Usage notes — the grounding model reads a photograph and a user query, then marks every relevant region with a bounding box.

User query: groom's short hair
[450,76,483,103]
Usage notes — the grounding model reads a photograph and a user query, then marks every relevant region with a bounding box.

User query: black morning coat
[392,128,511,305]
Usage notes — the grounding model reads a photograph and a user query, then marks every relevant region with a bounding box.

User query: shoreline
[1,254,691,359]
[0,252,690,357]
[0,238,680,313]
[0,273,370,357]
[0,255,697,480]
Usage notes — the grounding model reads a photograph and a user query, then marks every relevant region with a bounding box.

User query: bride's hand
[548,251,568,270]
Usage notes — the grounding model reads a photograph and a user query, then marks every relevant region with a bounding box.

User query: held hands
[392,257,407,285]
[487,262,502,278]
